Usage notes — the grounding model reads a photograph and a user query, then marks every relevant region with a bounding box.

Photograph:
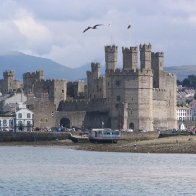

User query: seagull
[92,24,104,29]
[83,26,92,33]
[127,24,131,29]
[83,24,104,33]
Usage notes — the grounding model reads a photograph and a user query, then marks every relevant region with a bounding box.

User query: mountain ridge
[0,52,195,81]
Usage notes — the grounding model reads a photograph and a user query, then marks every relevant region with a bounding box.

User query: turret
[91,63,100,79]
[151,52,164,71]
[151,52,164,88]
[105,45,118,71]
[122,46,138,71]
[139,43,152,70]
[3,70,15,80]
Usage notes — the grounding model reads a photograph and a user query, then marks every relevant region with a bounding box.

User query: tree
[182,78,190,87]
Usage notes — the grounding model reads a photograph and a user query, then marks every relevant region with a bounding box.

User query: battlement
[58,98,109,112]
[105,45,118,52]
[3,70,15,78]
[45,79,67,84]
[167,73,174,77]
[153,88,166,100]
[122,46,137,53]
[152,52,164,57]
[106,68,139,76]
[91,62,100,71]
[23,70,44,80]
[139,43,152,51]
[153,88,166,92]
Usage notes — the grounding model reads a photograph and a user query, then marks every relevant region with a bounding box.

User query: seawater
[0,146,196,196]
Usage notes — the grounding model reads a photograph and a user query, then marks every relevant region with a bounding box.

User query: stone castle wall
[0,43,177,131]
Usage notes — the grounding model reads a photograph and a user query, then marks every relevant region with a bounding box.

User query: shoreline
[0,135,196,154]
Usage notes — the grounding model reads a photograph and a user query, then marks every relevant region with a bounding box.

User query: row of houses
[0,103,33,132]
[177,100,196,121]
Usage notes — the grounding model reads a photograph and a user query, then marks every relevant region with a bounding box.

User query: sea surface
[0,146,196,196]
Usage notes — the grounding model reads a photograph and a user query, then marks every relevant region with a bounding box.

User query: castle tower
[3,70,15,93]
[23,70,44,94]
[3,70,15,80]
[36,70,44,80]
[139,43,152,70]
[151,52,164,88]
[105,45,118,71]
[49,80,67,108]
[122,46,138,71]
[87,62,106,100]
[91,63,100,79]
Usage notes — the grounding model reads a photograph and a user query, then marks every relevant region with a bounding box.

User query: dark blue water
[0,146,196,196]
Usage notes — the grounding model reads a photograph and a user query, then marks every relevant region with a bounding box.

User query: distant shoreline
[0,134,196,154]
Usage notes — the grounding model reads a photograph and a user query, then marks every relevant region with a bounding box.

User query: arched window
[9,120,13,126]
[27,113,31,118]
[18,113,22,118]
[129,122,134,130]
[3,120,7,126]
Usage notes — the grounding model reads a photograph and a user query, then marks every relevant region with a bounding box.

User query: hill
[0,52,195,81]
[165,65,196,81]
[0,52,90,81]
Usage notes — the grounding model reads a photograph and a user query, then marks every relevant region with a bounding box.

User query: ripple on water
[0,147,196,196]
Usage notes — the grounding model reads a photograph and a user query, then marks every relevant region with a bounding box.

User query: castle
[0,43,177,131]
[85,44,177,131]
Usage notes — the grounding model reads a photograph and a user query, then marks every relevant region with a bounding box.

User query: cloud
[0,0,196,68]
[13,9,53,54]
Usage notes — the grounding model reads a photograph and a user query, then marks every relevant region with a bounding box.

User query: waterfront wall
[0,132,71,142]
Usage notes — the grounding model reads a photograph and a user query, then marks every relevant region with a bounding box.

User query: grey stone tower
[3,70,15,93]
[151,52,164,88]
[122,46,138,71]
[140,43,152,70]
[105,45,118,71]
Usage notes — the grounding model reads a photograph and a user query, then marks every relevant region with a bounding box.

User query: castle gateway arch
[60,117,71,128]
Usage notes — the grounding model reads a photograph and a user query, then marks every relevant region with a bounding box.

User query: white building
[177,106,192,121]
[0,113,15,131]
[15,103,34,131]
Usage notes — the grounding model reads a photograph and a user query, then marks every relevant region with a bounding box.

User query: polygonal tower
[3,70,15,93]
[122,46,138,71]
[140,43,152,70]
[105,45,118,72]
[151,52,164,88]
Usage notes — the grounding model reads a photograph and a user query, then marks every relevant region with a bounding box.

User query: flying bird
[83,24,104,33]
[127,24,131,29]
[83,26,92,33]
[92,24,104,29]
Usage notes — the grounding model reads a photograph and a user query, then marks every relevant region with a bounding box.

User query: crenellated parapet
[106,67,152,77]
[153,88,166,100]
[122,46,137,53]
[23,70,44,80]
[3,70,15,79]
[58,98,109,112]
[91,62,100,72]
[105,45,118,53]
[139,43,152,51]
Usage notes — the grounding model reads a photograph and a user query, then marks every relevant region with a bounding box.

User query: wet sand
[1,132,196,154]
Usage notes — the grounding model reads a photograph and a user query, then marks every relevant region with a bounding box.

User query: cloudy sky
[0,0,196,68]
